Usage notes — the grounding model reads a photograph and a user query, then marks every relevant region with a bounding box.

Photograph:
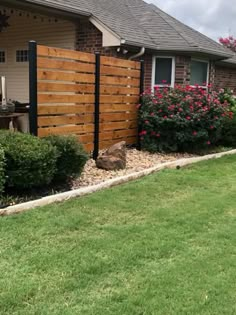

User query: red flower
[210,125,214,129]
[139,130,147,136]
[163,115,168,119]
[192,131,197,136]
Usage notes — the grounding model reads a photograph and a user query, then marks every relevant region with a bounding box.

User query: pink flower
[207,141,211,145]
[192,131,197,136]
[163,115,168,119]
[139,130,147,136]
[186,116,191,120]
[156,133,160,137]
[145,120,149,124]
[162,79,167,83]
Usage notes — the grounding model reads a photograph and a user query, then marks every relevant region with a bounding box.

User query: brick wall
[76,20,117,56]
[143,54,152,90]
[175,56,191,85]
[214,64,236,92]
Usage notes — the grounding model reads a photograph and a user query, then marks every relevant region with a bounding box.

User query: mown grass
[1,155,236,314]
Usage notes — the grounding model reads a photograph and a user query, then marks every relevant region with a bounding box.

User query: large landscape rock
[96,141,127,171]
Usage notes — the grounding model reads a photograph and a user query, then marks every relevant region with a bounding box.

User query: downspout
[129,47,145,60]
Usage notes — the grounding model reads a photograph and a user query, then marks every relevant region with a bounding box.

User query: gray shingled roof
[21,0,232,59]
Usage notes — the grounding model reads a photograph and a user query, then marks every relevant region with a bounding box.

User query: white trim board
[152,56,176,89]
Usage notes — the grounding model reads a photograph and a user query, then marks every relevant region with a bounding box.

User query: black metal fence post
[137,60,145,150]
[93,52,101,160]
[29,40,38,136]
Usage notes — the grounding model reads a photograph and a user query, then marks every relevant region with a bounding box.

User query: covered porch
[0,2,78,131]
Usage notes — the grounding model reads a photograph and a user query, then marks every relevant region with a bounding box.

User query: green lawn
[1,155,236,315]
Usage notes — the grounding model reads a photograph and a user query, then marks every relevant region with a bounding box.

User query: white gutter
[129,47,145,60]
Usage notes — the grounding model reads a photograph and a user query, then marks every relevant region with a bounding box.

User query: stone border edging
[1,149,236,216]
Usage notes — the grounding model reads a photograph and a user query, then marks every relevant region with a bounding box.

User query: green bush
[0,131,58,189]
[139,85,231,152]
[221,115,236,147]
[0,146,5,195]
[44,135,88,182]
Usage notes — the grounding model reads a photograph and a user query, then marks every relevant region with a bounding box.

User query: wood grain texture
[37,45,95,63]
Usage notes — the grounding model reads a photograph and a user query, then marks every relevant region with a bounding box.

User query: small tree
[219,36,236,52]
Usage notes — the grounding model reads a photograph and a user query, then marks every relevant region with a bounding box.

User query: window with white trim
[0,50,6,63]
[190,59,209,87]
[152,56,175,87]
[16,50,29,62]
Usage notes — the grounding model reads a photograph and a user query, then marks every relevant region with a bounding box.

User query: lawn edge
[1,149,236,216]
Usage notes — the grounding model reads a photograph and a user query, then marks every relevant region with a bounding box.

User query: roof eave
[124,40,233,59]
[6,0,91,18]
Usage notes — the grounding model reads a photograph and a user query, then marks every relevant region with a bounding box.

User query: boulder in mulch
[96,141,127,171]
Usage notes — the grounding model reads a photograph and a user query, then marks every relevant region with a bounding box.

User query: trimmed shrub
[139,85,231,152]
[0,146,5,195]
[221,115,236,147]
[0,131,58,189]
[44,135,88,182]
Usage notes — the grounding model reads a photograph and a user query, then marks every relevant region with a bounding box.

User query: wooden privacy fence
[29,42,143,156]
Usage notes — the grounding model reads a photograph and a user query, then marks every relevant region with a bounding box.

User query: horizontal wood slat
[101,56,140,70]
[37,57,95,73]
[100,76,140,87]
[100,120,137,131]
[38,82,95,94]
[100,86,140,95]
[100,95,138,104]
[37,45,95,63]
[100,104,137,112]
[99,137,137,150]
[38,124,94,137]
[100,129,137,141]
[100,65,140,78]
[100,112,137,122]
[38,70,95,83]
[38,94,95,104]
[38,114,94,127]
[38,105,94,115]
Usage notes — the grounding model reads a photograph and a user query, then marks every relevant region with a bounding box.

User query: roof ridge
[122,1,157,47]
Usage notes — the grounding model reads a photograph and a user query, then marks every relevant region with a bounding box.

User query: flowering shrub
[139,85,232,152]
[219,36,236,52]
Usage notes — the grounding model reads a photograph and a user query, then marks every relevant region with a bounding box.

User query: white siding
[0,7,77,102]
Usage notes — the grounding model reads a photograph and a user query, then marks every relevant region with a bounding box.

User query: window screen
[155,58,172,85]
[190,60,208,86]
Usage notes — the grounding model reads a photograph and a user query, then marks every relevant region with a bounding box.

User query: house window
[0,51,6,63]
[190,59,209,87]
[152,57,175,87]
[16,50,29,62]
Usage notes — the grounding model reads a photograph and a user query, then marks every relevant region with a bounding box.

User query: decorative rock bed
[73,149,195,188]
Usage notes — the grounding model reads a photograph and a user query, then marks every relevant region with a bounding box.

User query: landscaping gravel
[73,149,195,188]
